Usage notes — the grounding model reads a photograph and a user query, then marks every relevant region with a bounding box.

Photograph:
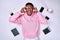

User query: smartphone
[39,7,44,13]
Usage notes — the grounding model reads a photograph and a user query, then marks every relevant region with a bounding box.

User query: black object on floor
[45,16,49,20]
[39,7,44,13]
[43,27,51,35]
[11,28,19,36]
[11,13,14,16]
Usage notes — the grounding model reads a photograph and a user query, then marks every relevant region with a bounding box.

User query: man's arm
[37,12,47,24]
[9,12,24,24]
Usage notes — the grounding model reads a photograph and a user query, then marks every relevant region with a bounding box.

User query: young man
[9,2,47,40]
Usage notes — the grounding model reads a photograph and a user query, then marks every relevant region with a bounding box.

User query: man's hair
[25,2,34,7]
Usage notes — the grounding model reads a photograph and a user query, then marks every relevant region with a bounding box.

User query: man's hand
[20,7,26,13]
[33,7,38,13]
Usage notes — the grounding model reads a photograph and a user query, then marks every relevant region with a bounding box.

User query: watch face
[11,28,19,36]
[39,7,44,13]
[11,13,14,16]
[43,27,51,35]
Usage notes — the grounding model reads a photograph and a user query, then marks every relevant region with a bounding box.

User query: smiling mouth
[27,13,32,16]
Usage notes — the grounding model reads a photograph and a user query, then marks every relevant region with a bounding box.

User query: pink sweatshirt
[9,12,47,38]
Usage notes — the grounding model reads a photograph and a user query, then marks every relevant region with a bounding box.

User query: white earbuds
[47,8,53,13]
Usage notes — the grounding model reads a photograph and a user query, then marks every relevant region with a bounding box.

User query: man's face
[25,5,33,16]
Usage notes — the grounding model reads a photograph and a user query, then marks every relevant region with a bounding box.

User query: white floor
[0,0,60,40]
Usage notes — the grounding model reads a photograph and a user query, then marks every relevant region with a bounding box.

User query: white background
[0,0,60,40]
